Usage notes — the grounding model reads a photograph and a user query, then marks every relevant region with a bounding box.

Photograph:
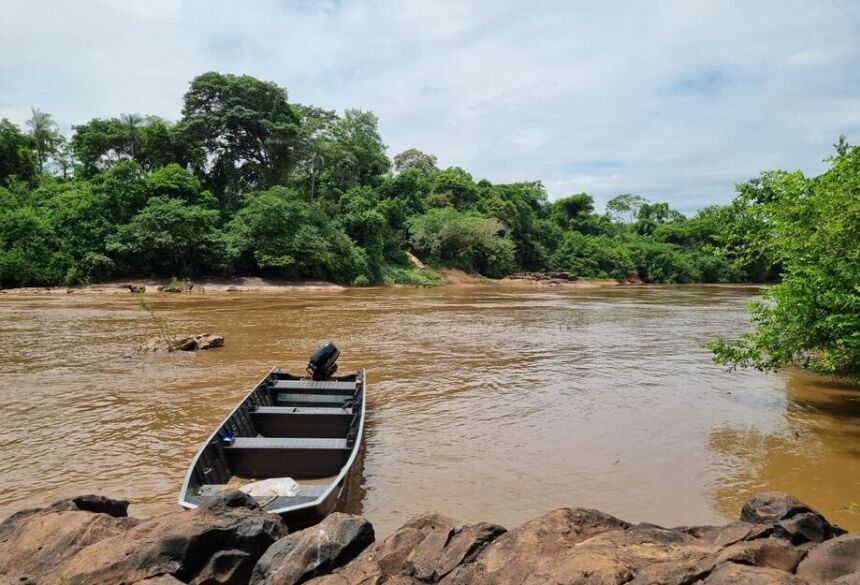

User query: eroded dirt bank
[1,491,857,585]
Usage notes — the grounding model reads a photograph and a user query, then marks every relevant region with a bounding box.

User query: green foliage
[0,119,38,185]
[163,277,192,293]
[71,115,190,176]
[710,145,860,385]
[393,148,438,175]
[108,196,226,277]
[226,187,366,283]
[0,70,790,296]
[179,72,300,198]
[381,264,444,286]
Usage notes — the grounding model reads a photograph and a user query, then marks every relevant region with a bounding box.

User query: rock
[682,522,773,547]
[796,533,860,584]
[306,513,505,585]
[714,538,806,572]
[834,572,860,585]
[134,576,186,585]
[440,508,631,585]
[127,284,146,293]
[0,495,137,583]
[50,490,287,585]
[703,562,808,585]
[57,493,130,517]
[740,493,843,544]
[775,512,842,545]
[191,549,255,585]
[172,333,225,352]
[250,513,374,585]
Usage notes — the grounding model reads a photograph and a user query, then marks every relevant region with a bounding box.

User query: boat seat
[251,406,354,438]
[274,393,353,407]
[253,406,353,415]
[230,437,348,449]
[271,380,356,392]
[224,437,351,479]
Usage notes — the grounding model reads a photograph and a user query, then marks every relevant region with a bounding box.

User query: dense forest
[1,71,773,289]
[1,71,858,384]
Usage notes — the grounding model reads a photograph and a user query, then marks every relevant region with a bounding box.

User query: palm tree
[25,107,59,171]
[120,113,144,161]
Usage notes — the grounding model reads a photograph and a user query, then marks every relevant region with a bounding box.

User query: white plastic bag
[239,477,301,498]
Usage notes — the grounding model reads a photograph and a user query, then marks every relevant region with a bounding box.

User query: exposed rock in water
[172,333,225,351]
[0,491,855,585]
[507,271,579,284]
[141,333,225,352]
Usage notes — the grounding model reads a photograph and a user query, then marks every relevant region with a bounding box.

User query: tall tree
[317,110,389,198]
[291,105,337,201]
[179,72,300,200]
[25,107,61,171]
[0,119,38,184]
[119,113,144,161]
[393,148,438,175]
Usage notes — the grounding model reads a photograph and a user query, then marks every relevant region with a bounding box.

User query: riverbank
[2,490,857,585]
[0,271,632,295]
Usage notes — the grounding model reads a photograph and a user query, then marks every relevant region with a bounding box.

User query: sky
[2,0,859,213]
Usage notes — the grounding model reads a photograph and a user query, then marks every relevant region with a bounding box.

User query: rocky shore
[1,491,858,585]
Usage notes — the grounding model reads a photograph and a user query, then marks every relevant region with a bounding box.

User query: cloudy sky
[2,0,859,212]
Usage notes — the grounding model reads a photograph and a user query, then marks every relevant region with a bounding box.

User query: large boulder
[48,490,287,585]
[440,508,632,585]
[307,513,505,585]
[0,495,137,583]
[740,493,844,544]
[796,533,860,584]
[250,513,374,585]
[703,562,809,585]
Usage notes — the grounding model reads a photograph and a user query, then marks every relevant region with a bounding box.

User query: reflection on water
[709,371,860,529]
[0,285,858,534]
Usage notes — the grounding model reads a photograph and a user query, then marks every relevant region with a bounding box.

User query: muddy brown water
[1,285,859,535]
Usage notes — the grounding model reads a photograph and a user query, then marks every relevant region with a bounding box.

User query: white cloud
[2,0,858,213]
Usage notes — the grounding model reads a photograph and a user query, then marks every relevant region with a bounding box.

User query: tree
[291,105,337,201]
[407,207,507,273]
[428,168,479,209]
[316,110,390,198]
[606,194,647,224]
[25,107,61,171]
[179,72,300,199]
[393,148,438,175]
[120,113,144,161]
[710,144,860,385]
[226,187,366,282]
[108,196,226,276]
[0,119,38,185]
[635,201,685,235]
[71,115,189,175]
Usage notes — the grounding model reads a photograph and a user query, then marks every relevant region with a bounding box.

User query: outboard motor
[307,341,340,380]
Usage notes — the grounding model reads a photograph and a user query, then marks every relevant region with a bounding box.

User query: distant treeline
[0,71,783,288]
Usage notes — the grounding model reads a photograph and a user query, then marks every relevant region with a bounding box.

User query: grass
[162,276,192,293]
[381,264,445,286]
[136,292,177,350]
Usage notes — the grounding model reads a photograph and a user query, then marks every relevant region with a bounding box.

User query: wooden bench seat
[224,437,351,479]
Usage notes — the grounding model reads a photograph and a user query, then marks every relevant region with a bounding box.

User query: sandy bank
[0,276,347,295]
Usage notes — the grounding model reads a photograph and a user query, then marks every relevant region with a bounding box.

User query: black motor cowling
[308,341,340,380]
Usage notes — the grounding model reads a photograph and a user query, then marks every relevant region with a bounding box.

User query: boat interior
[181,369,364,511]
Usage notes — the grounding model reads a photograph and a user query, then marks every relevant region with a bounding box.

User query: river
[1,284,858,535]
